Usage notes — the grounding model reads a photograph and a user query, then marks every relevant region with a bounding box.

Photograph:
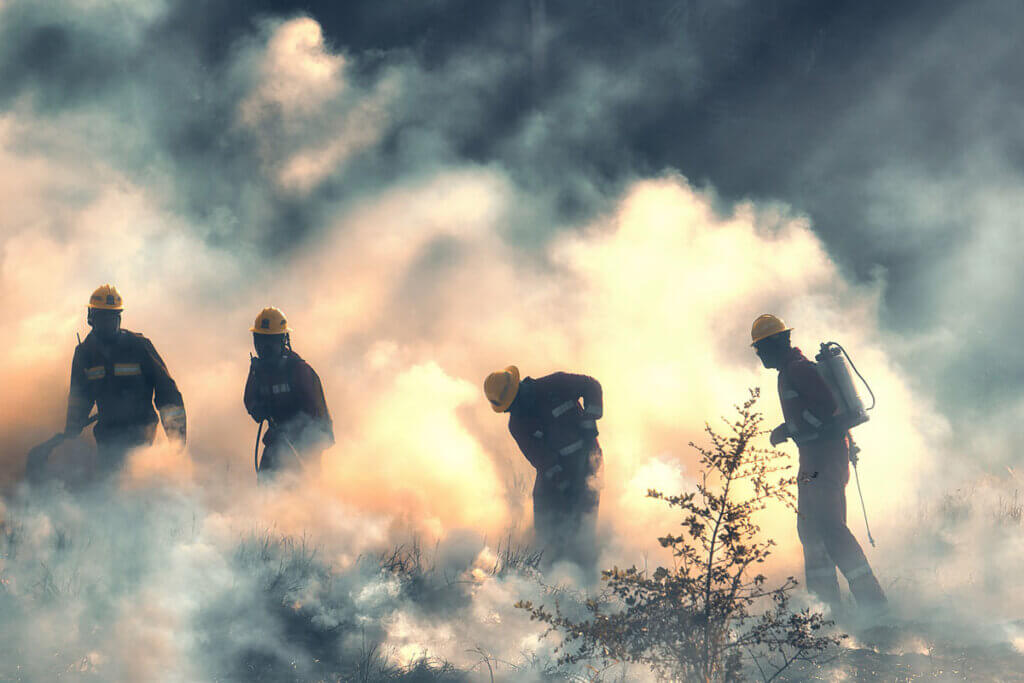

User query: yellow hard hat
[88,284,124,311]
[750,314,792,346]
[484,365,520,413]
[251,307,292,335]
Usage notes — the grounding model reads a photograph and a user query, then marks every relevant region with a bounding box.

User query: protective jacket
[508,372,603,502]
[778,347,849,487]
[778,347,886,608]
[65,329,186,445]
[244,351,334,471]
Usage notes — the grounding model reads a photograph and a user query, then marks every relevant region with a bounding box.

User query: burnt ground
[777,622,1024,682]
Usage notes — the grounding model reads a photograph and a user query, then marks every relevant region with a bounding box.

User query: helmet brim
[751,327,792,347]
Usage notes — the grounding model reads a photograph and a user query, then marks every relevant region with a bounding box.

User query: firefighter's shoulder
[535,371,562,383]
[70,336,90,367]
[288,354,321,382]
[783,353,814,373]
[73,330,105,357]
[120,329,150,345]
[119,329,163,354]
[792,359,819,376]
[285,350,313,370]
[535,371,585,391]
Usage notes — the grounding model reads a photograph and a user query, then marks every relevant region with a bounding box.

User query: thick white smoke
[2,7,1020,680]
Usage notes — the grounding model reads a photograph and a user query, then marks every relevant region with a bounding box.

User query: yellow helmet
[88,284,124,311]
[750,313,792,346]
[484,365,521,413]
[251,307,292,335]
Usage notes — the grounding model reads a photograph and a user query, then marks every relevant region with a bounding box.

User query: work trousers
[533,442,602,570]
[257,427,328,483]
[533,487,599,569]
[95,423,157,480]
[797,477,886,610]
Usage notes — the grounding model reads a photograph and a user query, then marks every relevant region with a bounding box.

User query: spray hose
[849,439,876,547]
[254,419,264,477]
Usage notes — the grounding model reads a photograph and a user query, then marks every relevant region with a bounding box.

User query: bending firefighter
[484,366,604,567]
[64,285,186,478]
[244,307,334,480]
[751,314,885,613]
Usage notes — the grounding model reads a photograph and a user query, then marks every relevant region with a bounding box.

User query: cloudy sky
[4,0,1019,431]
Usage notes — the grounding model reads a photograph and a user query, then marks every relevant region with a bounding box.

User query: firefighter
[64,284,186,479]
[751,314,886,613]
[484,366,604,567]
[244,307,334,480]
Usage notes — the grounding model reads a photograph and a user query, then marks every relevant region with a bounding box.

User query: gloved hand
[769,423,790,446]
[160,405,187,446]
[167,429,187,449]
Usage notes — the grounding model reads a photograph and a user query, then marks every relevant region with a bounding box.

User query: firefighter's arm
[769,423,790,446]
[553,372,603,433]
[243,360,269,422]
[509,419,551,471]
[295,363,335,447]
[787,361,841,436]
[512,419,576,493]
[64,348,94,435]
[511,424,572,492]
[143,338,187,445]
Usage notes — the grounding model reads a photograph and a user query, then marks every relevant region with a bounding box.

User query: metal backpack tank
[813,342,876,432]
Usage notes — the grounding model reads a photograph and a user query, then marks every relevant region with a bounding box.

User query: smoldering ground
[2,1,1024,680]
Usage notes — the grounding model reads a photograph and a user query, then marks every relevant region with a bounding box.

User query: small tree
[517,389,844,682]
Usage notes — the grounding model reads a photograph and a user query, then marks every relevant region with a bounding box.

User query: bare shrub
[518,390,845,682]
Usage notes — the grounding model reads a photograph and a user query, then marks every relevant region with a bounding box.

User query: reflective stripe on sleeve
[85,366,105,380]
[584,403,602,418]
[114,363,142,376]
[551,401,575,417]
[559,440,584,456]
[161,406,185,419]
[544,464,564,479]
[802,410,823,428]
[781,390,799,399]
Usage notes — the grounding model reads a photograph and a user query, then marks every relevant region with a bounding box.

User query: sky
[4,0,1020,440]
[1,0,1023,678]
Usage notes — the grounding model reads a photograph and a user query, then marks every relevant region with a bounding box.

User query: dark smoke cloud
[3,1,1021,458]
[3,1,1024,675]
